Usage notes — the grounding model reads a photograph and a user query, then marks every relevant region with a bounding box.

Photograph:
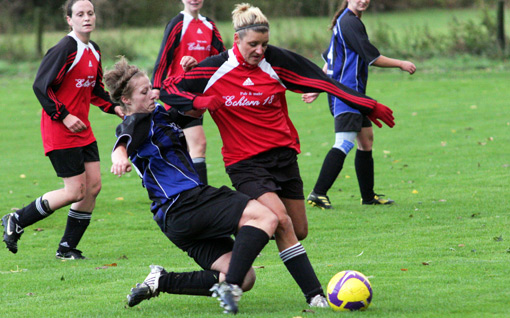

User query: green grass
[1,61,510,317]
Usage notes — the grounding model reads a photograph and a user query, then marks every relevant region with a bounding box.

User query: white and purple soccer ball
[326,270,373,311]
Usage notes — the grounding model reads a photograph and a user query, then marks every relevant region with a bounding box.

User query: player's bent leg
[281,198,308,240]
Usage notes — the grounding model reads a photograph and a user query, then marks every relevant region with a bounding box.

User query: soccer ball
[326,270,373,311]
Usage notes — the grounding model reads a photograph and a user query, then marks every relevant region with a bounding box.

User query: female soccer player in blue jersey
[1,0,123,259]
[105,57,277,314]
[305,0,416,209]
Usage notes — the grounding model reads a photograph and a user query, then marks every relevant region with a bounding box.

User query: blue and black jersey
[325,8,380,117]
[113,104,201,208]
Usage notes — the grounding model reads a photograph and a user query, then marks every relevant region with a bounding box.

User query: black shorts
[47,141,100,178]
[154,185,249,269]
[334,112,372,132]
[182,116,203,129]
[226,147,304,200]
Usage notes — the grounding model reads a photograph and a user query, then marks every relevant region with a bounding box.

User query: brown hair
[104,57,145,110]
[329,0,348,30]
[64,0,92,18]
[232,3,269,39]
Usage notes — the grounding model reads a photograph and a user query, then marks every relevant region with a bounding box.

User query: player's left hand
[302,92,320,103]
[180,56,198,72]
[368,102,395,128]
[401,61,416,75]
[114,105,125,119]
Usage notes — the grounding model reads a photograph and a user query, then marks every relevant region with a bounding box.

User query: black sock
[158,270,219,296]
[355,150,375,202]
[280,243,324,303]
[192,158,208,185]
[313,148,346,195]
[226,225,270,286]
[15,197,54,228]
[58,209,91,252]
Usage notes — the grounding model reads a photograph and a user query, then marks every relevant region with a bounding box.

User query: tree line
[0,0,491,33]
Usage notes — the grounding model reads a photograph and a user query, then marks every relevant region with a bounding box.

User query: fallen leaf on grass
[118,255,128,260]
[253,266,265,269]
[34,228,44,232]
[422,262,430,266]
[401,268,408,271]
[115,197,124,201]
[26,293,34,296]
[412,190,419,194]
[302,309,315,313]
[493,235,503,242]
[458,244,465,247]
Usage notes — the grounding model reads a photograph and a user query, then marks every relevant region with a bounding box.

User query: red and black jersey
[160,43,380,166]
[33,31,116,155]
[151,11,225,90]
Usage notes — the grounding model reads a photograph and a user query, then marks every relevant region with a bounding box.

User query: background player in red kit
[1,0,123,259]
[152,0,225,184]
[160,3,394,307]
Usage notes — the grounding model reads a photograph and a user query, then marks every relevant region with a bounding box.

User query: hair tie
[235,23,269,32]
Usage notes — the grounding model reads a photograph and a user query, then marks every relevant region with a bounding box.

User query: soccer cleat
[210,282,243,314]
[362,194,395,205]
[55,248,87,260]
[127,265,167,307]
[307,191,332,210]
[309,294,329,308]
[2,213,24,254]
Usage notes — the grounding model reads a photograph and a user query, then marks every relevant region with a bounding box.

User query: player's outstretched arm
[373,55,416,75]
[111,143,132,177]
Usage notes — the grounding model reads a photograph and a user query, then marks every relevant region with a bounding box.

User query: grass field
[1,62,510,318]
[1,6,510,318]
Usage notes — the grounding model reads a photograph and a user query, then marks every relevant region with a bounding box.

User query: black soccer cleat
[127,265,167,307]
[56,248,87,260]
[2,213,24,254]
[210,282,242,314]
[307,191,332,210]
[362,194,395,205]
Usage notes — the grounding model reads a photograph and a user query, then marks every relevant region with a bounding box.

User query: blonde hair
[104,57,145,110]
[232,3,269,38]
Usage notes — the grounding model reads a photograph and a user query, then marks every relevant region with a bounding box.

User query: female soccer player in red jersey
[160,3,394,307]
[303,0,416,209]
[152,0,225,185]
[1,0,123,259]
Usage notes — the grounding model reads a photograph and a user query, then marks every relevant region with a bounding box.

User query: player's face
[124,75,157,115]
[67,0,95,37]
[235,30,269,66]
[348,0,370,15]
[182,0,203,14]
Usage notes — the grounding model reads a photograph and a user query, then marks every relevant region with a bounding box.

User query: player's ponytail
[329,0,348,30]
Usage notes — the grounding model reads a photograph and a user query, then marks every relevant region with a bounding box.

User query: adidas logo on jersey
[197,28,203,34]
[243,78,254,86]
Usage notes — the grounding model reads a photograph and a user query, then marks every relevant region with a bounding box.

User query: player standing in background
[152,0,225,185]
[1,0,123,259]
[304,0,416,209]
[160,2,395,307]
[105,57,277,314]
